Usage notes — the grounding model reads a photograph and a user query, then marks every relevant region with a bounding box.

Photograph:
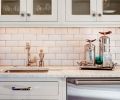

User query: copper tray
[80,66,114,70]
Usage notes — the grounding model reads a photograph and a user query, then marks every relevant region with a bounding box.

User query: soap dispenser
[84,39,96,66]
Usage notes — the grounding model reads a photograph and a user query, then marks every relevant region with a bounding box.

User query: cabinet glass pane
[72,0,90,15]
[103,0,120,15]
[33,0,52,15]
[1,0,20,15]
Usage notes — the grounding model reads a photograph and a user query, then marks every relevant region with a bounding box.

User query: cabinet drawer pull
[12,87,31,91]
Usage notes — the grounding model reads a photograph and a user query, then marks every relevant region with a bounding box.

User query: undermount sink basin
[4,67,49,73]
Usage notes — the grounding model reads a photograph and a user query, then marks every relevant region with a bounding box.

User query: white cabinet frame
[27,0,58,21]
[0,0,26,21]
[65,0,96,22]
[97,0,120,22]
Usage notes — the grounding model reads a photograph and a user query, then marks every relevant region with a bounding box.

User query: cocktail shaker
[99,31,111,56]
[84,39,96,66]
[99,31,112,67]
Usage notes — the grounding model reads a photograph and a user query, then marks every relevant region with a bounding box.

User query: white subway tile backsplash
[67,41,80,47]
[0,54,6,59]
[62,60,74,66]
[56,54,67,60]
[55,28,68,35]
[0,28,6,34]
[12,60,25,66]
[43,41,55,47]
[0,27,120,66]
[43,28,55,35]
[55,41,67,47]
[0,47,11,53]
[116,54,120,60]
[0,34,11,40]
[49,60,62,66]
[18,28,30,34]
[45,54,56,60]
[74,35,82,41]
[74,47,84,54]
[62,47,74,54]
[11,34,24,40]
[11,47,25,53]
[24,34,36,40]
[61,35,74,41]
[110,41,116,47]
[49,35,61,41]
[80,28,92,35]
[6,41,18,47]
[6,54,18,60]
[6,28,18,34]
[67,54,80,60]
[49,47,61,53]
[0,60,12,65]
[18,54,27,60]
[37,35,49,40]
[67,28,79,34]
[0,41,5,47]
[115,41,120,47]
[31,41,43,47]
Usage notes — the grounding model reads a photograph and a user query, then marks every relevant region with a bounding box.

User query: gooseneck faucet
[26,42,31,66]
[26,42,37,66]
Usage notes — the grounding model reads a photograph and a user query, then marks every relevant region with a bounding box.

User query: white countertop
[0,66,120,78]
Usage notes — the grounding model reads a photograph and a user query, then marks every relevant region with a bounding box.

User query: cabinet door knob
[21,13,25,17]
[98,13,102,17]
[92,13,96,17]
[27,13,31,17]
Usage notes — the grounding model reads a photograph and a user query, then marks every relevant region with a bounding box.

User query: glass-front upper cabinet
[66,0,96,21]
[27,0,58,21]
[97,0,120,21]
[0,0,26,21]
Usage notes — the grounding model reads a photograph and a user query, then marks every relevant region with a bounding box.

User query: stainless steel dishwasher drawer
[67,78,120,100]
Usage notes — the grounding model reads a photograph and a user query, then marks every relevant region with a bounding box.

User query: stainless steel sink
[4,67,49,73]
[5,69,48,73]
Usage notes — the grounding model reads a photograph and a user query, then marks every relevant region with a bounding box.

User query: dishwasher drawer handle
[74,80,120,85]
[12,87,31,91]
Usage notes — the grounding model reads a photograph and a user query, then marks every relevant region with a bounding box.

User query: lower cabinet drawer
[0,81,59,100]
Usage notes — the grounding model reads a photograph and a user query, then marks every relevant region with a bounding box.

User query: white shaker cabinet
[65,0,96,22]
[0,81,59,100]
[1,0,120,26]
[0,0,58,22]
[97,0,120,22]
[27,0,58,21]
[0,0,26,21]
[66,0,120,22]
